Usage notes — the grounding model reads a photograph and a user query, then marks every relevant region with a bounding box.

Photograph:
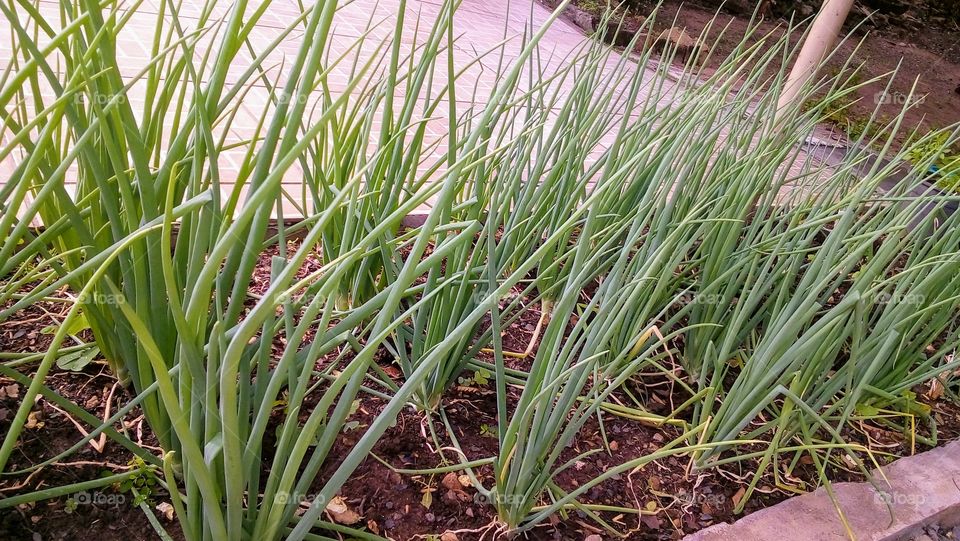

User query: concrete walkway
[686,439,960,541]
[0,0,829,219]
[0,0,633,217]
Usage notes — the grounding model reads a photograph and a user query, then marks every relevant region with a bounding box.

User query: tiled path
[1,0,827,220]
[2,0,619,218]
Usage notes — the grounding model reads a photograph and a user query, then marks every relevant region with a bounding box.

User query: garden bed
[3,0,960,538]
[3,243,960,541]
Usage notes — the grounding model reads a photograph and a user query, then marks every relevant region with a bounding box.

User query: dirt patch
[2,246,960,540]
[563,0,960,149]
[0,366,183,541]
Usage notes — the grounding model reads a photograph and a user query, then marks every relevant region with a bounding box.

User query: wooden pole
[777,0,855,116]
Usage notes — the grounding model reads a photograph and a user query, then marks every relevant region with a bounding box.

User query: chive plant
[2,0,960,538]
[0,0,590,537]
[0,0,509,536]
[388,17,670,409]
[481,19,960,533]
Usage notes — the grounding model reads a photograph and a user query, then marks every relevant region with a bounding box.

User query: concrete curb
[401,212,430,228]
[685,440,960,541]
[539,0,597,35]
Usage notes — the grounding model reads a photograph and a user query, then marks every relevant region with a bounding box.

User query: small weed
[479,423,497,438]
[906,130,960,190]
[113,457,160,506]
[458,368,491,388]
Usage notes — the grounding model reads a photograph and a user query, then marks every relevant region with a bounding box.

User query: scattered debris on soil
[3,245,959,540]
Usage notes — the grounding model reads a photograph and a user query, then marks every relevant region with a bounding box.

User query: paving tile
[685,440,960,541]
[1,0,822,223]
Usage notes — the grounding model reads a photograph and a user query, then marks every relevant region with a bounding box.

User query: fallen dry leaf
[382,365,401,378]
[927,378,945,400]
[441,472,462,492]
[156,502,175,521]
[731,487,746,508]
[639,513,662,529]
[325,496,361,525]
[1,384,18,399]
[25,410,43,429]
[420,488,434,509]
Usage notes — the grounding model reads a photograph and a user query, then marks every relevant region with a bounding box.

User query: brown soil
[2,247,959,540]
[577,0,960,149]
[0,364,181,541]
[4,6,960,540]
